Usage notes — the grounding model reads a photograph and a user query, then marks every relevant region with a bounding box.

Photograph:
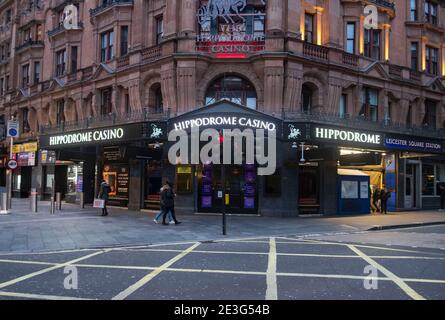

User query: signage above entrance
[39,123,146,149]
[384,135,443,154]
[312,126,382,146]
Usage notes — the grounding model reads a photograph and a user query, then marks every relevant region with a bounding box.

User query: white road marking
[0,290,92,300]
[112,242,200,300]
[348,245,426,300]
[265,238,278,300]
[0,250,107,290]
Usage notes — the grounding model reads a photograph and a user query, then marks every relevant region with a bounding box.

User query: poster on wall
[341,181,358,199]
[360,181,369,199]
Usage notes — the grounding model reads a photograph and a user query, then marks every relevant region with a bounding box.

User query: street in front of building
[0,199,445,300]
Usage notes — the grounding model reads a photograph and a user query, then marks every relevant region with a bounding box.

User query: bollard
[30,189,38,213]
[50,196,55,214]
[80,192,85,209]
[0,193,9,214]
[56,192,62,211]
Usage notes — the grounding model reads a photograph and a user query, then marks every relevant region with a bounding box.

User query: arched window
[301,84,313,113]
[205,76,257,109]
[148,83,163,114]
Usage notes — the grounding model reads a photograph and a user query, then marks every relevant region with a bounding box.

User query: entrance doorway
[197,163,258,214]
[405,162,420,209]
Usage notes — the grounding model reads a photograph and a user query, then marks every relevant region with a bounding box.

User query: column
[180,0,196,36]
[131,0,145,50]
[287,0,301,38]
[128,159,142,211]
[315,8,323,46]
[161,62,177,113]
[383,24,390,61]
[176,60,196,113]
[325,0,341,48]
[267,0,284,32]
[283,67,303,112]
[264,64,284,115]
[319,158,338,216]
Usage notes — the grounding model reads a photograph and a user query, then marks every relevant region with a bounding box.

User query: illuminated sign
[314,126,382,145]
[384,135,443,153]
[12,142,38,154]
[39,123,145,148]
[172,116,277,132]
[49,128,124,146]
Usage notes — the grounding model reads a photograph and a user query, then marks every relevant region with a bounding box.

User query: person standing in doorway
[380,187,391,215]
[99,179,111,216]
[161,181,181,225]
[372,186,381,213]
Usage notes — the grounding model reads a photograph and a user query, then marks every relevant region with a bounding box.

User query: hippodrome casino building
[0,0,444,216]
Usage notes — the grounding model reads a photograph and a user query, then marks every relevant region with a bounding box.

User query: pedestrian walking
[440,184,445,212]
[98,179,111,216]
[371,187,381,213]
[380,187,391,215]
[161,181,181,226]
[154,186,174,224]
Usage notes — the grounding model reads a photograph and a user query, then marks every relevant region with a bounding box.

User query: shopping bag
[93,199,105,209]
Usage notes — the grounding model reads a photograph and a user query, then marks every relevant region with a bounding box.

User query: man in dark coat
[380,187,391,215]
[161,181,181,225]
[440,184,445,211]
[99,180,111,216]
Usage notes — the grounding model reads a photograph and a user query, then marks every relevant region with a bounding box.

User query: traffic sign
[7,120,19,138]
[7,159,17,170]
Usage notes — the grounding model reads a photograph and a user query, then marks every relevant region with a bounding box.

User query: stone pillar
[283,68,303,112]
[31,165,43,201]
[180,0,196,35]
[416,97,426,127]
[131,0,145,50]
[176,61,196,114]
[327,84,342,114]
[397,99,410,124]
[267,0,284,32]
[164,0,178,39]
[315,8,323,46]
[128,159,142,211]
[354,83,363,116]
[324,0,341,48]
[287,0,301,38]
[161,62,177,113]
[319,158,338,216]
[264,62,284,114]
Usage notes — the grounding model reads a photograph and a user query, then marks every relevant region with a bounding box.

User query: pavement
[0,232,444,300]
[0,198,445,254]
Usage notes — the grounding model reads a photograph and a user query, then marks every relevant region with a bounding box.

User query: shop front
[38,122,156,209]
[285,122,445,214]
[10,142,38,198]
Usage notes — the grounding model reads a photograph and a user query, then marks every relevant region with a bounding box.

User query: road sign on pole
[7,120,19,138]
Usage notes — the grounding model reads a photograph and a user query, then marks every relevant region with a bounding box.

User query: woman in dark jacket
[161,181,181,225]
[99,180,111,216]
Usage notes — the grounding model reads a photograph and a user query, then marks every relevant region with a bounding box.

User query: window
[5,9,11,23]
[422,164,436,196]
[411,42,419,70]
[71,46,78,73]
[124,94,130,114]
[339,94,347,118]
[407,104,413,127]
[101,88,112,115]
[346,22,355,54]
[264,170,281,196]
[364,29,381,60]
[56,49,66,76]
[0,78,3,96]
[22,108,30,133]
[23,28,31,43]
[423,99,437,129]
[100,30,114,62]
[360,88,379,122]
[425,1,438,25]
[304,13,314,43]
[21,64,30,87]
[205,76,257,109]
[425,46,438,75]
[5,75,9,91]
[33,61,40,84]
[154,87,163,114]
[155,16,163,45]
[36,24,42,41]
[385,102,392,125]
[56,99,65,125]
[120,26,128,56]
[301,84,313,113]
[410,0,417,21]
[177,166,193,194]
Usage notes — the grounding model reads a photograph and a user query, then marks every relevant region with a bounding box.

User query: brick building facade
[0,0,444,215]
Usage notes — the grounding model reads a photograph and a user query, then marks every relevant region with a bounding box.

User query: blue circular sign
[8,128,17,137]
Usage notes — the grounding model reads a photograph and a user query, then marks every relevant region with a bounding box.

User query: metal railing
[89,0,133,17]
[15,40,44,52]
[367,0,395,10]
[47,21,84,37]
[284,110,444,138]
[40,108,169,134]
